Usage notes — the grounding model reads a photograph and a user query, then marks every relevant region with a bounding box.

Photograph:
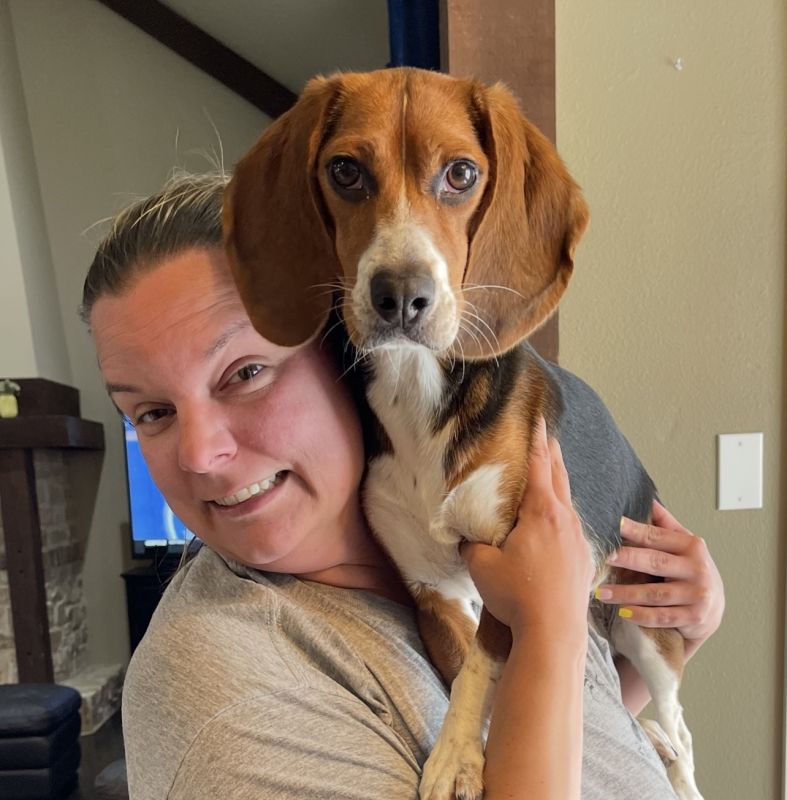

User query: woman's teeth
[213,473,282,507]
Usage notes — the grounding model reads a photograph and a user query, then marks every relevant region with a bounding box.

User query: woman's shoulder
[124,546,433,709]
[124,548,291,699]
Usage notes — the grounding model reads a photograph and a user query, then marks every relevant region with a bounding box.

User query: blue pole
[387,0,440,70]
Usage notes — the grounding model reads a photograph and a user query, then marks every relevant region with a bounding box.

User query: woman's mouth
[211,471,286,508]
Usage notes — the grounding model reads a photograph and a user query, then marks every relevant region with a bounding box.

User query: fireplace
[0,379,123,733]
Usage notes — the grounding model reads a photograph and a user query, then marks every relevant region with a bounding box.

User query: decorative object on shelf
[0,379,20,418]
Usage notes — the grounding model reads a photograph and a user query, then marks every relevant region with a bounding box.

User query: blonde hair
[80,172,228,324]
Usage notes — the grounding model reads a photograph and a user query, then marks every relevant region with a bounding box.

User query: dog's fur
[223,67,701,800]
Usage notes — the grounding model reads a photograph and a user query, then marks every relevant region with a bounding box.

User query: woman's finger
[650,499,691,534]
[620,516,695,556]
[595,580,697,608]
[613,603,698,630]
[523,415,552,495]
[548,437,572,507]
[608,545,696,581]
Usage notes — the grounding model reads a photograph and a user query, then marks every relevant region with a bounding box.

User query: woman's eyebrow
[202,319,253,361]
[106,381,137,395]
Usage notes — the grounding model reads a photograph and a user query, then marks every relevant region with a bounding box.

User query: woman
[82,173,723,800]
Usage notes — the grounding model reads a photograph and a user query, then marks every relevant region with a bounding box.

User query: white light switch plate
[717,433,763,510]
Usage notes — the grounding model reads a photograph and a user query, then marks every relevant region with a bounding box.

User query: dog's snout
[370,270,435,329]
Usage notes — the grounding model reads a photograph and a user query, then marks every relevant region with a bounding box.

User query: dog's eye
[329,157,364,191]
[443,161,478,193]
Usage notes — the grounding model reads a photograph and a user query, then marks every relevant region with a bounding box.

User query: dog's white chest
[363,349,506,603]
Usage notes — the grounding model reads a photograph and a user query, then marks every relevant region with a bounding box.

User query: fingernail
[594,587,613,601]
[620,516,630,534]
[618,608,633,619]
[607,551,618,563]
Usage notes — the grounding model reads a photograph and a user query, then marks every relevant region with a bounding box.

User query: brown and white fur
[223,67,701,800]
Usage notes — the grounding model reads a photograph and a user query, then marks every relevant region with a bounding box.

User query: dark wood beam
[0,449,53,683]
[96,0,297,118]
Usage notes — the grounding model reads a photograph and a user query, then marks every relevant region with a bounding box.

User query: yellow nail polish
[618,607,633,619]
[594,587,602,600]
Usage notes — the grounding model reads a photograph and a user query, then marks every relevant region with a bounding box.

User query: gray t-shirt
[122,547,676,799]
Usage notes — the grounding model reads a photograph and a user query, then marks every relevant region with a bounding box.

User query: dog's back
[534,344,657,554]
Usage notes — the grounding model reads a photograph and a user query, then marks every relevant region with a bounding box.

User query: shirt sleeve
[167,687,422,800]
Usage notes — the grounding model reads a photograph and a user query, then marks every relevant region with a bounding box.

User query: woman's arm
[596,501,725,714]
[461,417,594,800]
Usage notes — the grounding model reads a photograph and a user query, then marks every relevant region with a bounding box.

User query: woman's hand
[460,416,594,642]
[596,500,725,657]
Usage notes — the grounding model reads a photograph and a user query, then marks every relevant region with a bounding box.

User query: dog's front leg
[420,609,509,800]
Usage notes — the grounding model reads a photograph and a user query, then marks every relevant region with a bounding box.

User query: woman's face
[91,247,368,573]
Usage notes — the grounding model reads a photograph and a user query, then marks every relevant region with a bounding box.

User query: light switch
[717,433,763,510]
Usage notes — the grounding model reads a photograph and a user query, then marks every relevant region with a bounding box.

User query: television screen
[123,418,196,557]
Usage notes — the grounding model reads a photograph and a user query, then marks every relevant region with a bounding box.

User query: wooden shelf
[0,415,104,450]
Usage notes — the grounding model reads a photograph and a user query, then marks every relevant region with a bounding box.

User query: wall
[1,0,783,795]
[0,0,70,383]
[556,2,786,798]
[3,0,269,673]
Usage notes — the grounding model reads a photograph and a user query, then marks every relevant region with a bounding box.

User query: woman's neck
[298,501,414,606]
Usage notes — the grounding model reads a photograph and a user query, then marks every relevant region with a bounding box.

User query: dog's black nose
[370,270,435,328]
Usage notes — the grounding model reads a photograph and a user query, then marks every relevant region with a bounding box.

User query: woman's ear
[460,81,590,358]
[224,75,344,347]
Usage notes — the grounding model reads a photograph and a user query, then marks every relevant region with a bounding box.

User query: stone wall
[0,449,121,732]
[0,450,88,683]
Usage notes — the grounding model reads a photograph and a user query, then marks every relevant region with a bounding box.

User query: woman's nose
[177,407,237,474]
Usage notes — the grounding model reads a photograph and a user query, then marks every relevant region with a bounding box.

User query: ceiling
[159,0,391,94]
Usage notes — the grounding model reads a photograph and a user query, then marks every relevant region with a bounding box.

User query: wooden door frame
[441,0,559,361]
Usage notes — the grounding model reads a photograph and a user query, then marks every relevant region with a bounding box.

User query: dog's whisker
[454,335,467,384]
[337,346,369,383]
[319,317,347,349]
[461,283,526,300]
[461,315,500,366]
[463,302,502,357]
[457,320,483,356]
[310,280,350,292]
[311,288,346,301]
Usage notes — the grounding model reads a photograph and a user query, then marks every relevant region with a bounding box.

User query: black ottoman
[0,684,81,800]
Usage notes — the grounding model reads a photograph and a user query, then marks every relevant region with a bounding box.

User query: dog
[223,67,701,800]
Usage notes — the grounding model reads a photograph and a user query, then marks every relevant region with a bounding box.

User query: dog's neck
[366,346,446,422]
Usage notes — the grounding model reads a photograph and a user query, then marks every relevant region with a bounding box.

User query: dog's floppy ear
[224,75,343,346]
[461,82,590,358]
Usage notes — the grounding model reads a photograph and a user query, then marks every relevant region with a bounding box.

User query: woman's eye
[136,408,173,425]
[227,363,265,385]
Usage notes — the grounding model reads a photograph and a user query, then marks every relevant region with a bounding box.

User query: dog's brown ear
[224,76,343,346]
[461,82,589,358]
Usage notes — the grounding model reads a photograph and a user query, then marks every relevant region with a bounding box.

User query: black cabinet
[121,562,179,652]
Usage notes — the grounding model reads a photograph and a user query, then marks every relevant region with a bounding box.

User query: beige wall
[0,0,70,383]
[556,2,786,798]
[3,0,269,672]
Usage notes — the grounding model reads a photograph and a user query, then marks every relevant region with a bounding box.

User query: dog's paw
[638,718,678,765]
[419,738,484,800]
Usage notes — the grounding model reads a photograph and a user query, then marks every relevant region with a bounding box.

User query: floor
[67,712,125,799]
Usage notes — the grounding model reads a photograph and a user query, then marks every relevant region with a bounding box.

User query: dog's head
[224,67,589,359]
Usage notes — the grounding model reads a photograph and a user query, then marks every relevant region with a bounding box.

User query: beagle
[224,67,701,800]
